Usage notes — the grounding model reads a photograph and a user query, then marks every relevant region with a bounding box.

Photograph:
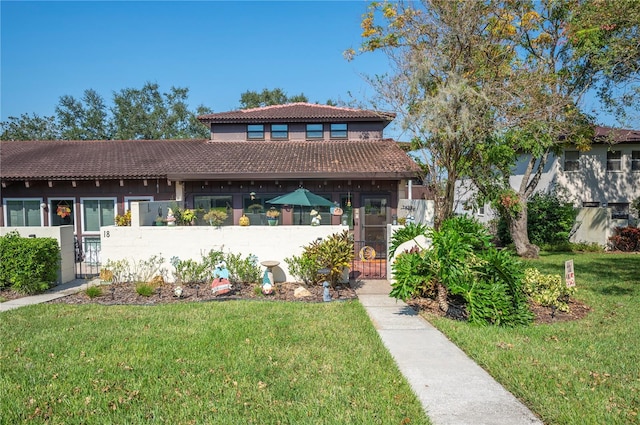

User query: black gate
[351,240,387,280]
[75,237,101,279]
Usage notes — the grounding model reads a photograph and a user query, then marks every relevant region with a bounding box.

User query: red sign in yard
[565,259,575,287]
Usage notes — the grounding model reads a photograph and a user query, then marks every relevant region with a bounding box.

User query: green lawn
[428,252,640,425]
[0,300,430,424]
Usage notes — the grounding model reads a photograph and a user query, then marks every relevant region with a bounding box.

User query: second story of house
[197,103,396,142]
[556,127,640,209]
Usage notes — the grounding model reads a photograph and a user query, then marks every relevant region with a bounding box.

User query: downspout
[408,179,412,200]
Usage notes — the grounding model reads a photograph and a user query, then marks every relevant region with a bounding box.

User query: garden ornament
[211,261,231,295]
[323,281,331,302]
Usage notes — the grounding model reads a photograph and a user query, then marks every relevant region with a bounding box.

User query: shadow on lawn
[595,285,635,296]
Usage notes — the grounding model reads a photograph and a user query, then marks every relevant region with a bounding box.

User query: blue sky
[2,1,399,130]
[0,1,630,137]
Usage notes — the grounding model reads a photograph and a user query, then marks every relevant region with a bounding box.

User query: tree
[0,113,60,140]
[239,88,308,109]
[111,83,210,140]
[568,0,640,125]
[56,89,109,140]
[350,0,637,257]
[2,84,211,141]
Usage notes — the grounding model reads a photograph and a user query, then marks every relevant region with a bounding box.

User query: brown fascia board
[166,171,417,181]
[197,116,395,129]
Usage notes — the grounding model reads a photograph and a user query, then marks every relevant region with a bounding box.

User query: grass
[0,300,429,424]
[426,252,640,425]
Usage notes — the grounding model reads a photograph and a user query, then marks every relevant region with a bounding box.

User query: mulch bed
[406,296,591,324]
[3,283,590,324]
[42,281,357,305]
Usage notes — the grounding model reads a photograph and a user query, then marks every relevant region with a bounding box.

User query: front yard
[426,252,640,424]
[0,300,429,424]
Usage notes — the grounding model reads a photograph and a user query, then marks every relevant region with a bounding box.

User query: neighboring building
[455,126,640,243]
[1,103,420,249]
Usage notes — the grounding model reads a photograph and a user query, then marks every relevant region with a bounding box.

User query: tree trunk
[436,281,449,313]
[508,201,540,258]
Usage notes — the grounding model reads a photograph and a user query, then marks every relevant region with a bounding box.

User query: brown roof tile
[594,126,640,143]
[1,139,420,181]
[197,102,396,124]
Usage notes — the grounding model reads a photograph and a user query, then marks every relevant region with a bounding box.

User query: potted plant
[181,208,196,225]
[203,209,228,227]
[266,207,280,226]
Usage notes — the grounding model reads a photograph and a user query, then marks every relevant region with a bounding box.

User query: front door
[361,196,388,250]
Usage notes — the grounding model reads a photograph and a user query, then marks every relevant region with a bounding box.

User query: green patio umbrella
[267,188,334,224]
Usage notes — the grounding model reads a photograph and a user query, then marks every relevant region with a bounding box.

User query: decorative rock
[294,286,312,298]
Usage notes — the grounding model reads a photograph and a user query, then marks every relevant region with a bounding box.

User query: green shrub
[390,217,533,327]
[102,255,166,284]
[284,254,319,285]
[388,223,429,259]
[390,249,435,301]
[522,268,576,312]
[170,256,208,284]
[224,252,261,284]
[0,231,60,294]
[314,231,354,287]
[569,242,605,252]
[498,191,577,246]
[136,283,155,297]
[441,215,492,250]
[284,231,354,287]
[85,286,103,298]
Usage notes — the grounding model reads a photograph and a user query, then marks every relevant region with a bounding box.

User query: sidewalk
[354,279,542,425]
[0,278,97,312]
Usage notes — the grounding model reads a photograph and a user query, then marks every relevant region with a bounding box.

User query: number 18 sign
[565,259,576,288]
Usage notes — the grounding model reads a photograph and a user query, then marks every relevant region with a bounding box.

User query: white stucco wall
[0,225,75,284]
[100,225,349,283]
[556,144,640,206]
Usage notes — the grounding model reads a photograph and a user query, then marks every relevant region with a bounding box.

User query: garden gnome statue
[323,280,331,302]
[262,269,273,295]
[166,208,176,226]
[211,261,231,295]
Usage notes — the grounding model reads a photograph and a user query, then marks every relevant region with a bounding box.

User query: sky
[1,1,406,134]
[0,1,631,139]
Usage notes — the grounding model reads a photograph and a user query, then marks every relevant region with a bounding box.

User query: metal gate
[75,237,101,279]
[351,240,387,280]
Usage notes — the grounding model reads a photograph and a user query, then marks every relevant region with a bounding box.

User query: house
[455,126,640,244]
[1,103,420,254]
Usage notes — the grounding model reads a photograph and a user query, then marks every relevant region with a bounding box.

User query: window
[582,201,600,208]
[330,123,347,138]
[50,199,75,226]
[124,196,153,211]
[247,124,264,140]
[4,199,42,226]
[564,151,579,171]
[306,123,323,139]
[82,198,116,232]
[271,124,288,139]
[607,150,622,171]
[632,151,640,171]
[609,203,629,219]
[194,195,233,226]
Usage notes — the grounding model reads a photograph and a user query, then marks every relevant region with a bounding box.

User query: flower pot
[239,215,250,226]
[267,218,278,226]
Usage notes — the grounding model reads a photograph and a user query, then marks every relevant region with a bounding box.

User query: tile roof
[197,102,396,124]
[1,139,420,181]
[594,126,640,143]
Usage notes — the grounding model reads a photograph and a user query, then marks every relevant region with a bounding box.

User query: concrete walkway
[355,279,542,425]
[0,278,98,312]
[3,278,542,424]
